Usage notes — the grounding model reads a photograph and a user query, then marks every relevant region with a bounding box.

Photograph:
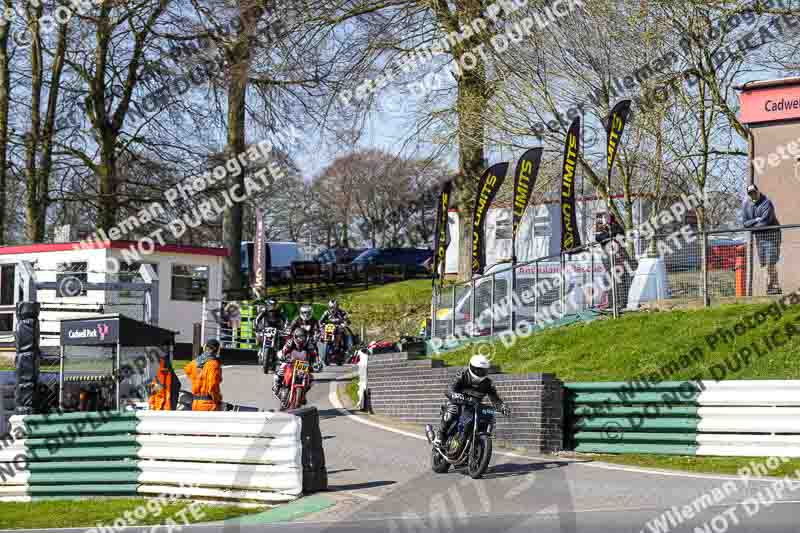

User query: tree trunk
[221,2,258,297]
[222,72,247,296]
[24,6,45,242]
[454,69,487,281]
[0,1,9,244]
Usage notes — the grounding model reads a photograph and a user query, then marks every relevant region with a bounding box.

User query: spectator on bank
[743,184,782,295]
[594,211,636,310]
[183,339,223,411]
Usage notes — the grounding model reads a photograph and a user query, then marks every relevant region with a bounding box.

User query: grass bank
[334,279,432,340]
[438,298,800,382]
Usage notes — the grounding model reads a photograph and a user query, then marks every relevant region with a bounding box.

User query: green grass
[0,498,263,529]
[346,376,359,406]
[438,299,800,381]
[586,454,800,478]
[334,279,432,340]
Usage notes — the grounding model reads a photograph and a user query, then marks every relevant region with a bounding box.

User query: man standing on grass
[743,184,782,295]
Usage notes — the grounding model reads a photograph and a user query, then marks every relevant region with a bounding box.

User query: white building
[0,241,226,355]
[444,195,652,274]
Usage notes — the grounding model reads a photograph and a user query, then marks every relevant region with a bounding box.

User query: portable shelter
[59,314,176,411]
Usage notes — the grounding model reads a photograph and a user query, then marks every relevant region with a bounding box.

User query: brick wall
[366,352,564,453]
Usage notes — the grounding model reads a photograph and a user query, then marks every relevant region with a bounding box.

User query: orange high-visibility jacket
[148,358,179,411]
[183,357,222,411]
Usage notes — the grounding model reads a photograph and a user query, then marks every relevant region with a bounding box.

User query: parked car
[707,238,745,271]
[351,248,433,274]
[241,241,302,282]
[314,248,366,265]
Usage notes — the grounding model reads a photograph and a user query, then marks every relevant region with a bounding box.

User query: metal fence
[431,224,800,341]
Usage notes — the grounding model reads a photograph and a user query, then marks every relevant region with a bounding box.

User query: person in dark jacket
[286,304,320,341]
[594,212,636,310]
[743,184,782,295]
[434,355,508,446]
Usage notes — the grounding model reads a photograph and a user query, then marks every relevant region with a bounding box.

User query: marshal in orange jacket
[183,354,223,411]
[148,357,180,411]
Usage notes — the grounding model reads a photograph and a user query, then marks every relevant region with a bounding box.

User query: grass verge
[346,376,359,406]
[438,297,800,381]
[0,498,263,530]
[585,453,800,478]
[335,279,432,340]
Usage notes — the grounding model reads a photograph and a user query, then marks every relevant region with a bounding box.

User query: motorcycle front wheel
[468,435,492,479]
[262,348,273,374]
[431,448,450,474]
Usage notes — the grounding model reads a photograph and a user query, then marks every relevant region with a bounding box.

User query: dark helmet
[265,298,277,311]
[205,339,221,353]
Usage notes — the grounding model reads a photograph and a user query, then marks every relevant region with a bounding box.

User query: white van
[241,241,302,281]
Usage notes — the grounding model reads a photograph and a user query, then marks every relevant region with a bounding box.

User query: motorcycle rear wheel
[467,435,492,479]
[431,448,450,474]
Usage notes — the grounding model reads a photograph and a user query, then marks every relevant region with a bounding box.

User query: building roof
[0,240,229,257]
[736,77,800,91]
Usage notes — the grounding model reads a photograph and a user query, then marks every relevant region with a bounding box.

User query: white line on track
[326,378,790,483]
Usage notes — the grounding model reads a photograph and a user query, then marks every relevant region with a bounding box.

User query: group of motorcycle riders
[254,298,352,401]
[171,297,510,461]
[253,297,508,448]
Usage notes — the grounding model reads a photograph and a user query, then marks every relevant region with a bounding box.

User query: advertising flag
[606,99,632,196]
[560,117,581,252]
[432,180,453,283]
[253,208,267,290]
[511,147,543,256]
[472,162,509,275]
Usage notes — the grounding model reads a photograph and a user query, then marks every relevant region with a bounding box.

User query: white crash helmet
[468,354,491,382]
[299,305,312,320]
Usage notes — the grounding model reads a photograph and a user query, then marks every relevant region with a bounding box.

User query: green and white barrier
[566,380,800,456]
[0,410,312,502]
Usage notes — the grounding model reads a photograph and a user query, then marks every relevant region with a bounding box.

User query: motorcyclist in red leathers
[273,328,315,399]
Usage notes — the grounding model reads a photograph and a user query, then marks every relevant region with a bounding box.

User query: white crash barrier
[694,381,800,456]
[698,380,800,406]
[697,433,800,457]
[135,434,301,465]
[137,484,296,503]
[135,411,304,500]
[136,411,302,438]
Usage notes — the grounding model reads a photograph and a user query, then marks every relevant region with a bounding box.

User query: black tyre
[432,448,450,474]
[262,349,272,374]
[468,435,492,479]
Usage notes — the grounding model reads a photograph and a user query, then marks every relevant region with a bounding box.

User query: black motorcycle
[425,390,510,479]
[257,326,280,374]
[321,321,347,366]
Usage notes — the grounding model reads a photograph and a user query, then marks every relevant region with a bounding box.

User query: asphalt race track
[12,363,800,533]
[208,364,800,533]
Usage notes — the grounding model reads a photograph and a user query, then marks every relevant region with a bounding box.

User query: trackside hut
[0,241,225,355]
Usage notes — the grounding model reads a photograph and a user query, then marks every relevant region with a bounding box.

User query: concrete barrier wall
[366,352,564,453]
